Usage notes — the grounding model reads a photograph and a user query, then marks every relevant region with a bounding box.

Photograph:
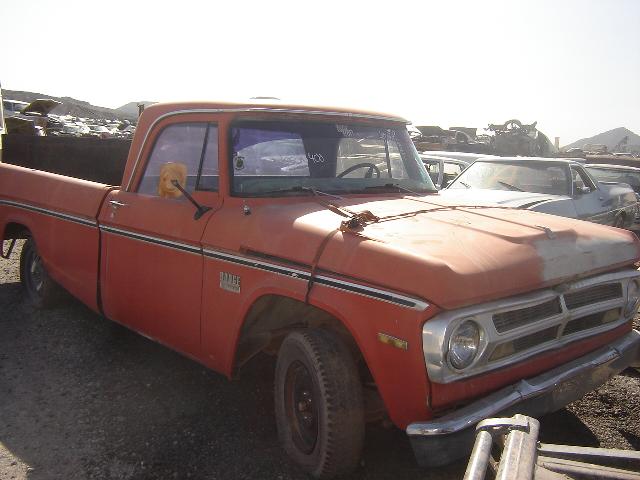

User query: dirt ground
[1,242,639,480]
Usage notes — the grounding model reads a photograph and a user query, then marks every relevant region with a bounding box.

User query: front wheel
[20,238,63,308]
[275,329,365,479]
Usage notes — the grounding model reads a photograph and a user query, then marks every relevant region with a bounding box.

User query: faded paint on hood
[232,194,640,310]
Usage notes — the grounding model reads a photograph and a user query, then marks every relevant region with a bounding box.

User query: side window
[138,123,218,196]
[423,160,441,184]
[571,166,596,193]
[442,161,464,187]
[443,161,464,177]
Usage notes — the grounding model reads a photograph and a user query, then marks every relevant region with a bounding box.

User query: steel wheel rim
[28,251,44,293]
[284,360,318,454]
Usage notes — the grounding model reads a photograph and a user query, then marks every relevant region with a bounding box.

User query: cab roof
[140,100,409,124]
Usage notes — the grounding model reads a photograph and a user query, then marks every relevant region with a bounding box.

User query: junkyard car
[2,98,62,136]
[586,163,640,195]
[422,150,497,163]
[442,157,638,228]
[587,163,640,229]
[1,102,640,478]
[420,153,470,189]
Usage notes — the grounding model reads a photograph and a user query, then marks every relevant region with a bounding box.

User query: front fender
[199,253,439,429]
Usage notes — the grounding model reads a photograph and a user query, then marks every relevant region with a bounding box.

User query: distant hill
[115,101,156,119]
[3,89,146,121]
[563,127,640,153]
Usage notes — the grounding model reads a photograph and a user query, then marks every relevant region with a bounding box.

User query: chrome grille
[423,269,638,385]
[489,326,559,361]
[564,283,622,310]
[493,298,562,333]
[563,308,621,336]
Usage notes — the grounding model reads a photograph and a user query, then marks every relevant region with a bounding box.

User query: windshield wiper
[300,186,345,199]
[256,186,344,199]
[497,181,524,192]
[363,183,434,194]
[458,181,471,189]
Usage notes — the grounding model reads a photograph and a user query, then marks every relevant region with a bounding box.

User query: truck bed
[1,134,130,185]
[0,162,114,311]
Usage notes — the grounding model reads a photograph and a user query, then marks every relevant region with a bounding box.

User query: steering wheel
[337,163,381,179]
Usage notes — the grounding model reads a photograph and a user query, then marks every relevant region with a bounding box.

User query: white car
[442,157,638,228]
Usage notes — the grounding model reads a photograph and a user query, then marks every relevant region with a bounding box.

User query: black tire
[20,238,64,308]
[275,329,365,479]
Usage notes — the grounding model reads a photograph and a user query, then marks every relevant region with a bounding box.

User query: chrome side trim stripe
[0,199,97,227]
[203,248,429,310]
[99,225,428,310]
[1,198,427,309]
[204,249,310,279]
[100,225,201,255]
[313,274,428,310]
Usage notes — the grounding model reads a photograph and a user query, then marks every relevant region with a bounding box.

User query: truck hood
[239,194,640,310]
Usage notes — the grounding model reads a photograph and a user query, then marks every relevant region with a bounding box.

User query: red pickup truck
[1,101,639,478]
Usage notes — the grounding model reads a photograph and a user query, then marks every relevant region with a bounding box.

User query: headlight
[447,320,481,370]
[625,280,640,317]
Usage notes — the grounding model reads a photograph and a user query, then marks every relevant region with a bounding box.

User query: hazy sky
[2,0,639,145]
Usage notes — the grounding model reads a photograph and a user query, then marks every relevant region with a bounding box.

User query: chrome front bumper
[407,329,640,467]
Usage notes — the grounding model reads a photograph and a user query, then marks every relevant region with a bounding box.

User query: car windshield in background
[449,161,571,195]
[587,167,640,191]
[230,121,434,196]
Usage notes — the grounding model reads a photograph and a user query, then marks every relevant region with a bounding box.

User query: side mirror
[578,186,591,194]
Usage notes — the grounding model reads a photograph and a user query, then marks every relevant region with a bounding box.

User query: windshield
[230,120,434,196]
[587,167,640,191]
[449,161,571,195]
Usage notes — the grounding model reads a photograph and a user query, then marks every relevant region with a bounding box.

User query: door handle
[108,200,128,209]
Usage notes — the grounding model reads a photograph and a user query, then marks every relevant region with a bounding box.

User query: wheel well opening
[3,223,30,240]
[234,295,354,372]
[235,295,387,423]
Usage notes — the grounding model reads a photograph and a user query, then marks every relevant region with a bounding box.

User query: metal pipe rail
[464,414,640,480]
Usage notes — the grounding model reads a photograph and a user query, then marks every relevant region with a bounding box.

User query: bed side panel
[0,163,112,310]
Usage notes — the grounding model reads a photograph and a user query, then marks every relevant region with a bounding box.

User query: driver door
[99,121,221,357]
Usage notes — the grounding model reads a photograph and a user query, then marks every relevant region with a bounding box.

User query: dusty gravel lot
[1,242,639,480]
